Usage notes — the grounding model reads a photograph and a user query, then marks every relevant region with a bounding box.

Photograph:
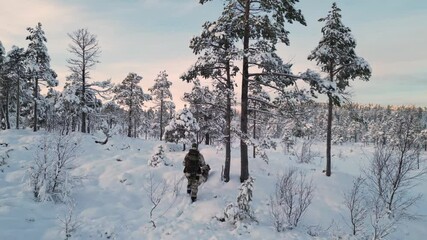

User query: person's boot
[191,196,197,202]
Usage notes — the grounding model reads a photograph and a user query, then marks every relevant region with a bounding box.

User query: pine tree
[144,108,156,139]
[113,72,151,138]
[0,41,8,129]
[307,3,371,176]
[3,46,29,129]
[54,76,82,134]
[67,28,102,133]
[43,88,62,132]
[100,101,124,131]
[62,71,111,133]
[164,106,199,150]
[148,70,175,141]
[182,11,239,182]
[199,0,306,182]
[211,80,236,182]
[0,41,4,64]
[25,22,58,132]
[183,80,211,144]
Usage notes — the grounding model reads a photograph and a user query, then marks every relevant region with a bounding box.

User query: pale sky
[1,0,426,109]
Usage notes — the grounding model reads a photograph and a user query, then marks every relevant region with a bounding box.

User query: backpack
[184,149,201,176]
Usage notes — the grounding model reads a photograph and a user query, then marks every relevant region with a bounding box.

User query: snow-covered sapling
[58,200,79,240]
[143,171,168,228]
[293,138,316,164]
[222,176,256,224]
[343,176,368,236]
[163,106,199,151]
[0,143,12,166]
[148,145,166,167]
[28,133,80,203]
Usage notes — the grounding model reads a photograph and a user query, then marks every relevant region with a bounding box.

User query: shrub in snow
[269,168,314,231]
[0,143,12,166]
[341,114,427,239]
[28,133,80,203]
[142,171,182,228]
[362,140,425,239]
[369,196,399,240]
[144,173,167,228]
[293,138,317,164]
[58,200,79,240]
[148,145,165,167]
[366,116,425,215]
[343,176,368,237]
[223,203,239,223]
[237,176,255,218]
[222,176,256,224]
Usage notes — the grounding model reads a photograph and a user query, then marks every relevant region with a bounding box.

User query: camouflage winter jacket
[183,149,206,176]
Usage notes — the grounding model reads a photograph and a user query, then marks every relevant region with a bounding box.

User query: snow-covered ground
[1,129,426,240]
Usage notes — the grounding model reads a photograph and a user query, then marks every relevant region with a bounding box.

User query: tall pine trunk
[81,109,87,133]
[33,77,38,132]
[128,102,133,138]
[5,91,10,129]
[205,132,210,145]
[160,94,164,140]
[0,104,5,129]
[224,60,232,182]
[16,78,20,129]
[326,94,333,177]
[81,62,87,133]
[240,0,250,183]
[72,116,77,132]
[325,65,335,177]
[253,103,256,158]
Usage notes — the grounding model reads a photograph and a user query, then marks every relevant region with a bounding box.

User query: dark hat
[191,143,198,149]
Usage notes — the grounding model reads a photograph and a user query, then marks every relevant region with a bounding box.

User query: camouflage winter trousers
[186,175,201,198]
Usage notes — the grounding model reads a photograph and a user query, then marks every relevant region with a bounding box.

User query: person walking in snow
[183,143,209,202]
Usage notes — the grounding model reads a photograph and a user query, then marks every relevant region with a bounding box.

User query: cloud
[0,0,78,45]
[2,0,425,109]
